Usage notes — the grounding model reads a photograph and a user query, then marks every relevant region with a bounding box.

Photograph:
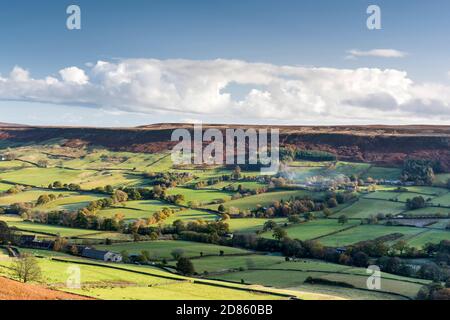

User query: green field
[166,187,233,205]
[362,166,402,180]
[318,224,424,247]
[163,209,218,224]
[228,218,287,233]
[209,258,430,299]
[0,143,447,300]
[189,255,284,273]
[0,182,17,192]
[0,189,80,206]
[211,269,420,299]
[334,198,406,218]
[3,219,112,237]
[96,240,250,259]
[0,160,29,170]
[331,162,371,176]
[114,199,178,212]
[38,193,106,211]
[406,186,448,196]
[262,219,360,241]
[0,257,283,300]
[0,167,94,187]
[207,190,320,211]
[406,229,450,248]
[363,191,399,201]
[403,207,450,217]
[430,192,450,207]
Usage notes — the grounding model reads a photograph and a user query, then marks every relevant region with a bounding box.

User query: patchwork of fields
[0,143,448,300]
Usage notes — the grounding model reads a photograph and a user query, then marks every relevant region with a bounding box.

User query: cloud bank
[0,58,449,123]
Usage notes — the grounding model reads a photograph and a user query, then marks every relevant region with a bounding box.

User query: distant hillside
[0,122,28,128]
[0,123,449,171]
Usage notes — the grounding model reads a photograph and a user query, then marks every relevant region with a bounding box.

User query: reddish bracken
[0,276,91,300]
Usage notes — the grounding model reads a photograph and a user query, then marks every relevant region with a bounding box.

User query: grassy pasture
[163,209,218,224]
[189,255,284,273]
[265,259,351,272]
[166,187,233,205]
[402,207,450,217]
[334,198,405,219]
[405,186,448,196]
[317,273,423,298]
[98,199,180,220]
[227,218,287,233]
[70,283,281,300]
[262,219,359,241]
[115,200,179,212]
[287,161,332,167]
[0,167,94,187]
[330,162,371,176]
[208,190,320,211]
[363,191,399,201]
[318,225,424,247]
[4,220,107,237]
[78,171,150,189]
[0,182,15,192]
[0,160,30,170]
[229,181,268,190]
[0,258,281,300]
[362,166,402,180]
[61,150,171,171]
[395,192,435,203]
[37,194,106,212]
[427,219,450,229]
[212,264,425,299]
[430,192,450,207]
[211,270,410,299]
[0,190,79,206]
[96,240,249,259]
[406,229,450,248]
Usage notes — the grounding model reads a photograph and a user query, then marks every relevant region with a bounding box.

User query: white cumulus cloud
[59,67,89,85]
[0,58,448,124]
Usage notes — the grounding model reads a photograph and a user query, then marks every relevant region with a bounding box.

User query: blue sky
[0,0,450,126]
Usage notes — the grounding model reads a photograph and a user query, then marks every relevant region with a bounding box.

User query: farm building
[19,235,54,250]
[81,248,122,262]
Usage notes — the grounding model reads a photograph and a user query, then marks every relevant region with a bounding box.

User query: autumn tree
[113,190,128,203]
[10,254,41,283]
[272,227,287,241]
[392,240,408,255]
